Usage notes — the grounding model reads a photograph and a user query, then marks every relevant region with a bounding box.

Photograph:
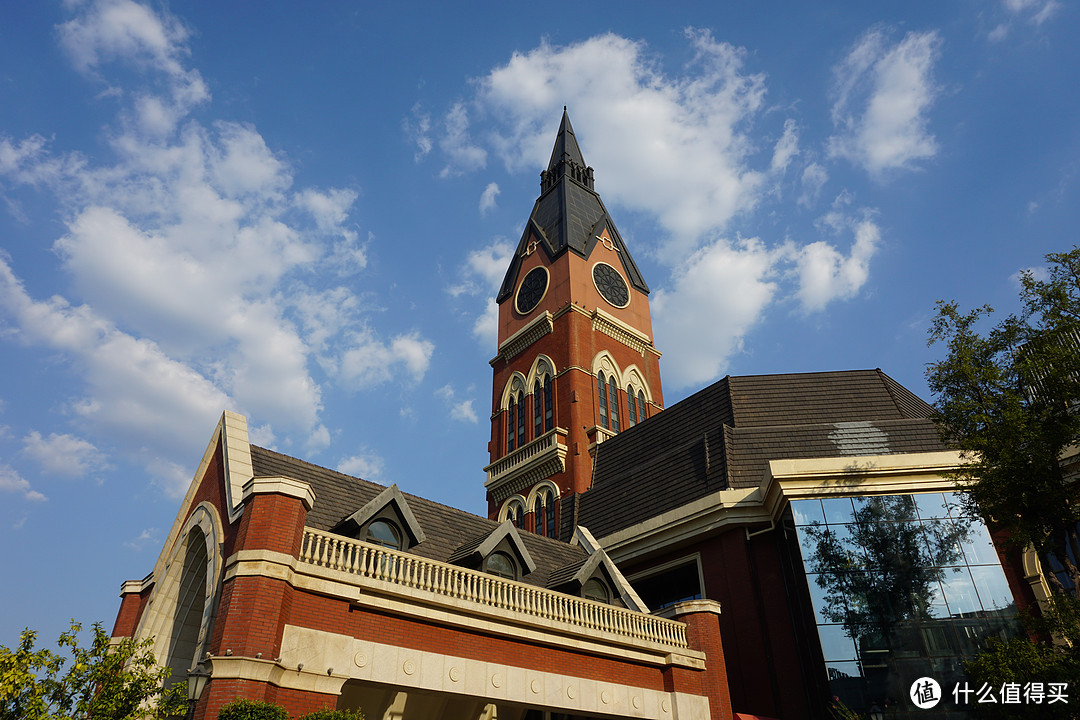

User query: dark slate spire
[541,108,593,193]
[496,109,650,303]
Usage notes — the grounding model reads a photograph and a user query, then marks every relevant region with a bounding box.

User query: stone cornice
[490,312,554,365]
[242,476,316,510]
[599,451,967,565]
[590,307,659,358]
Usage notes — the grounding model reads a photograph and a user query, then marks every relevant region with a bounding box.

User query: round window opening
[592,263,629,308]
[582,578,610,604]
[515,267,549,315]
[485,552,517,580]
[364,519,402,550]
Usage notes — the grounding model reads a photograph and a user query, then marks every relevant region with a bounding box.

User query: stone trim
[262,625,711,720]
[590,308,659,358]
[655,599,722,620]
[600,450,967,564]
[491,312,554,365]
[242,476,316,510]
[222,410,254,522]
[484,428,568,502]
[119,573,154,596]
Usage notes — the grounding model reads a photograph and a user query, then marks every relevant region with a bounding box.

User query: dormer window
[484,551,518,580]
[363,519,402,550]
[582,578,610,604]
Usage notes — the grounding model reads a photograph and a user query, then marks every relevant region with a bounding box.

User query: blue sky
[1,1,1076,647]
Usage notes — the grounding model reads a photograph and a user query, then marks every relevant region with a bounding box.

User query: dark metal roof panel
[249,445,587,588]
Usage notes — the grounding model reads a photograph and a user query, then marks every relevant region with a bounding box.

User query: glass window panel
[920,519,966,567]
[791,499,825,527]
[817,624,857,662]
[940,566,982,617]
[942,492,965,519]
[822,497,855,524]
[924,579,950,619]
[913,492,948,520]
[969,564,1016,612]
[804,572,839,625]
[960,520,998,565]
[920,621,959,657]
[824,660,863,682]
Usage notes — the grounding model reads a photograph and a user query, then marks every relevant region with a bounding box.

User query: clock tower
[485,109,663,539]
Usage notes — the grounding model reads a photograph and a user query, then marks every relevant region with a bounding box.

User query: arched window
[363,519,402,550]
[597,372,609,429]
[166,528,208,685]
[515,390,525,448]
[608,375,620,432]
[543,376,553,432]
[507,395,516,452]
[484,552,517,580]
[626,385,638,426]
[582,578,610,604]
[533,486,558,538]
[637,390,647,423]
[503,498,525,529]
[533,379,543,438]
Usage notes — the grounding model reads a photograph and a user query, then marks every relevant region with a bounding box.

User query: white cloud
[799,163,829,207]
[479,182,500,214]
[473,298,499,348]
[404,103,433,161]
[0,463,47,502]
[462,29,778,249]
[771,119,800,173]
[439,103,486,177]
[338,330,434,387]
[124,527,159,550]
[828,29,941,177]
[1004,0,1061,24]
[58,0,208,135]
[794,216,881,312]
[652,238,780,388]
[435,384,480,423]
[0,0,433,496]
[337,452,385,479]
[22,431,108,477]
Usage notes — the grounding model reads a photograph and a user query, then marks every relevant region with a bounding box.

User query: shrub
[217,698,289,720]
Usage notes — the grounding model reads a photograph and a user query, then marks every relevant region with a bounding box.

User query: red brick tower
[485,109,663,538]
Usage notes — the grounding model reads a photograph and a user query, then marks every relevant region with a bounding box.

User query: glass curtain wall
[791,492,1020,718]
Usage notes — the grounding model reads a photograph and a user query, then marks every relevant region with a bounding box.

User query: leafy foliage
[297,709,366,720]
[927,247,1080,595]
[0,621,184,720]
[965,634,1080,719]
[217,698,289,720]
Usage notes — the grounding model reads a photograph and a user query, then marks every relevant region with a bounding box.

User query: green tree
[927,246,1080,596]
[0,621,185,720]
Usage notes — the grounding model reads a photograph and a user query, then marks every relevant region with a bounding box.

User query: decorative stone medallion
[353,651,368,668]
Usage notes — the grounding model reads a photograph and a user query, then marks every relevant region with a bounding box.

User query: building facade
[113,112,1045,720]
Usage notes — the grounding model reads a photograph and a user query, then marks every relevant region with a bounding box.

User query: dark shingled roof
[249,445,587,588]
[577,369,947,539]
[497,109,649,303]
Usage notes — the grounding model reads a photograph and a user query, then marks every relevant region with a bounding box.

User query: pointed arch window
[608,375,620,432]
[626,385,638,427]
[598,372,609,429]
[637,390,647,423]
[544,376,553,432]
[533,379,543,438]
[533,486,558,539]
[515,390,526,449]
[507,395,517,452]
[502,497,526,529]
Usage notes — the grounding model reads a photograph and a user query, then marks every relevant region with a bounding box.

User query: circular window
[592,263,629,308]
[515,267,549,315]
[582,578,610,604]
[363,520,402,550]
[484,552,518,580]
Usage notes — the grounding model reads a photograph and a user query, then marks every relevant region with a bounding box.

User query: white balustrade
[299,527,687,649]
